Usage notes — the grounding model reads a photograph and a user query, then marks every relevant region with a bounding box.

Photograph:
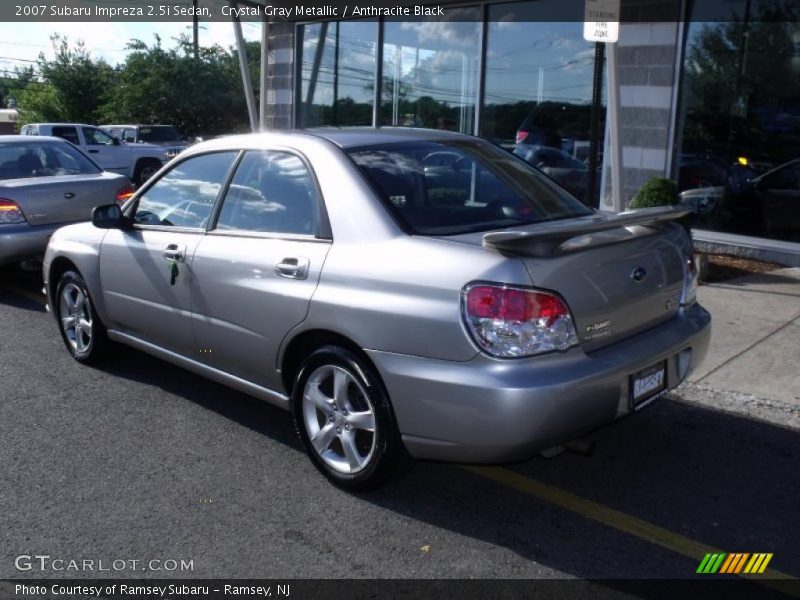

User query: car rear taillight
[462,283,578,358]
[0,198,26,224]
[115,185,134,204]
[515,130,529,144]
[681,246,698,306]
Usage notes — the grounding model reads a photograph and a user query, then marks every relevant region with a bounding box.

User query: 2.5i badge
[584,320,611,341]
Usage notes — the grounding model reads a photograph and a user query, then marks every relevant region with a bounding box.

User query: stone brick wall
[601,0,683,209]
[263,21,294,130]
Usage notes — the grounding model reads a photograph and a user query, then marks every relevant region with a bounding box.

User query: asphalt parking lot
[1,267,798,593]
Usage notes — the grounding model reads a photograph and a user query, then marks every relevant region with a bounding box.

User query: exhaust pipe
[565,439,595,456]
[540,438,595,459]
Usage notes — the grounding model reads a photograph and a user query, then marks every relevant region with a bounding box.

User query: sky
[0,21,262,76]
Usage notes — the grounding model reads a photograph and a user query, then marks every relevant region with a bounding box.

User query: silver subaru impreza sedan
[43,128,710,490]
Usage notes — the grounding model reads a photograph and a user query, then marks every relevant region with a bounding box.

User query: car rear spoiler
[483,206,691,257]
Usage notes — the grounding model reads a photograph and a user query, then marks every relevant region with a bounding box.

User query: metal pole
[372,18,383,128]
[192,0,199,59]
[333,23,340,125]
[393,45,401,125]
[474,6,488,137]
[606,41,624,212]
[306,22,328,115]
[587,42,605,208]
[232,5,258,132]
[259,15,269,131]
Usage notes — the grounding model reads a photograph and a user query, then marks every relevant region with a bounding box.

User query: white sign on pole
[583,0,621,43]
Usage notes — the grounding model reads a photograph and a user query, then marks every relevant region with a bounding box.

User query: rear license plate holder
[630,360,667,411]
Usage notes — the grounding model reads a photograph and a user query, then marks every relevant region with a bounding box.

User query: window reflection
[484,4,604,204]
[134,152,238,228]
[381,10,480,133]
[677,0,800,241]
[298,20,377,127]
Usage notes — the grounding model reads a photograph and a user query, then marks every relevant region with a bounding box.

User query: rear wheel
[55,270,109,363]
[292,346,408,491]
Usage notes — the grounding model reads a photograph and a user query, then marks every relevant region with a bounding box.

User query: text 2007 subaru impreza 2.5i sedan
[43,128,710,490]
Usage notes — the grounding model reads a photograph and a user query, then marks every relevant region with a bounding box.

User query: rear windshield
[346,140,593,235]
[139,126,182,143]
[0,140,101,180]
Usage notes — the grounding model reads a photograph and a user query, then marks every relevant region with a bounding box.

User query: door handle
[88,149,99,154]
[275,257,310,280]
[162,243,187,263]
[64,192,75,199]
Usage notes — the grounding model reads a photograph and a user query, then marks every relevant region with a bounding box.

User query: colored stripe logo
[697,552,773,574]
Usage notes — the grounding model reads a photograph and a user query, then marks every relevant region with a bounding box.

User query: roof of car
[26,123,97,127]
[0,134,69,143]
[185,127,477,156]
[102,124,175,128]
[301,127,474,148]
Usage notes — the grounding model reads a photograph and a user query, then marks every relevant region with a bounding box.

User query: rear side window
[51,126,79,145]
[347,140,592,235]
[214,150,318,236]
[134,152,238,228]
[0,141,101,179]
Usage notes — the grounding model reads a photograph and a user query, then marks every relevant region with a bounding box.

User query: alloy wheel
[301,364,377,474]
[59,282,93,353]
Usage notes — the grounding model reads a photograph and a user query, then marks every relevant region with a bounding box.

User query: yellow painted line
[462,466,799,597]
[747,554,765,574]
[5,285,47,306]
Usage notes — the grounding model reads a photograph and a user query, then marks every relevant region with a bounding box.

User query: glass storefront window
[297,20,377,127]
[484,1,605,205]
[677,1,800,241]
[296,5,606,206]
[381,9,481,133]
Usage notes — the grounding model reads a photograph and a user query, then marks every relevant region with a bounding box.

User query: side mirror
[112,137,121,146]
[92,203,125,229]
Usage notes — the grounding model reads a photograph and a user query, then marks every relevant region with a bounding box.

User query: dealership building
[233,0,800,260]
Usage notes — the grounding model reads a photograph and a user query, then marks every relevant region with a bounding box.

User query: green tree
[18,34,116,123]
[100,35,258,137]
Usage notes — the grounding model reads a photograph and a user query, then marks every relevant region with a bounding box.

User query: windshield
[346,140,593,235]
[139,126,182,143]
[0,140,101,180]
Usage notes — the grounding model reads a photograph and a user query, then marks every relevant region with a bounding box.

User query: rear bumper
[0,222,61,266]
[367,303,711,463]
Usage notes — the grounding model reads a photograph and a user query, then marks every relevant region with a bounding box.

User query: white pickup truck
[20,123,168,186]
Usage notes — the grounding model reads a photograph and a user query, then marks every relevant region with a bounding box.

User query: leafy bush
[629,177,679,209]
[630,176,694,236]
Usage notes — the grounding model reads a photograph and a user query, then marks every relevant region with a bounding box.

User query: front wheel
[133,159,161,187]
[292,346,408,491]
[55,270,109,363]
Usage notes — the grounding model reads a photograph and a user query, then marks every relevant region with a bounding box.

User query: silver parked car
[0,135,133,267]
[43,128,711,490]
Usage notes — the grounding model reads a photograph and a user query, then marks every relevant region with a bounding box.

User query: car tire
[133,159,161,187]
[55,270,109,363]
[291,345,409,491]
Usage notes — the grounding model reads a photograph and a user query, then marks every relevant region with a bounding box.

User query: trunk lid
[0,172,127,226]
[448,208,690,351]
